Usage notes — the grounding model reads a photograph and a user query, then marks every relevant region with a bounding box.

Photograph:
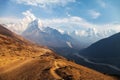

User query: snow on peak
[87,27,98,36]
[4,10,45,34]
[29,19,43,28]
[74,30,79,35]
[58,29,64,34]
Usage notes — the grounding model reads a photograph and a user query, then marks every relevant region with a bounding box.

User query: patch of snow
[57,29,64,34]
[66,41,73,48]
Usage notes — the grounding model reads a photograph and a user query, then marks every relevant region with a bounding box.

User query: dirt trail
[50,59,67,80]
[0,49,50,73]
[0,57,45,80]
[0,58,33,74]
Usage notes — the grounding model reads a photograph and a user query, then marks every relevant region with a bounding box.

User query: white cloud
[14,0,76,8]
[89,10,101,19]
[97,0,106,8]
[0,10,36,24]
[0,10,37,34]
[21,10,36,29]
[22,10,36,21]
[0,17,20,24]
[57,29,64,34]
[41,16,94,32]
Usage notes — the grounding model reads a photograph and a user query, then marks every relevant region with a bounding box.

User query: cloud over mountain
[1,10,120,44]
[14,0,76,8]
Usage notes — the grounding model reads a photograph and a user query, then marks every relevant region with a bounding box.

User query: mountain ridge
[76,32,120,75]
[22,19,81,57]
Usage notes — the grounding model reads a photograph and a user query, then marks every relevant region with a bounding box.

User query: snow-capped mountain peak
[25,18,44,32]
[86,28,98,37]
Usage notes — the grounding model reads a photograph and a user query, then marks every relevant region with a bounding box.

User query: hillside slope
[0,24,118,80]
[79,32,120,58]
[78,32,120,75]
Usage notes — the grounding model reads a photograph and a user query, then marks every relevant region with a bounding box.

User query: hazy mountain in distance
[22,19,81,56]
[4,17,118,50]
[70,28,117,48]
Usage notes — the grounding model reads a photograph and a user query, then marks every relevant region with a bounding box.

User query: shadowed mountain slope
[80,32,120,58]
[78,32,120,75]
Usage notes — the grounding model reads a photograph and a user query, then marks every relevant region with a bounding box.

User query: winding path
[75,53,120,72]
[50,60,66,80]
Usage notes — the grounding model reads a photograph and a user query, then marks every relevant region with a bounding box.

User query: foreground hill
[0,24,118,80]
[80,32,120,58]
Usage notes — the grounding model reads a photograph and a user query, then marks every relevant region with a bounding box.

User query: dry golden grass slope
[0,24,118,80]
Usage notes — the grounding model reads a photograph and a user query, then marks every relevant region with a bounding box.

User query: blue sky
[0,0,120,24]
[0,0,120,34]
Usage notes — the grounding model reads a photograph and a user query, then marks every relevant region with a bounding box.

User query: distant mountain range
[23,19,74,48]
[70,27,117,47]
[4,18,119,49]
[21,19,81,56]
